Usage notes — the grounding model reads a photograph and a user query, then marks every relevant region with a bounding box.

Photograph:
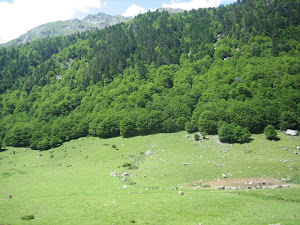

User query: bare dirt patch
[189,177,289,189]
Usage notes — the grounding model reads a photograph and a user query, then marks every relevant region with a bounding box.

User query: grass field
[0,131,299,224]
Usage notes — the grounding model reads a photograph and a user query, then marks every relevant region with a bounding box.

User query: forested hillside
[0,0,299,150]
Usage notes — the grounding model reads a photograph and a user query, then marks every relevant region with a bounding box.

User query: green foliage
[194,134,200,141]
[280,111,299,131]
[201,131,207,139]
[184,121,198,133]
[0,0,299,149]
[218,123,251,143]
[218,123,236,143]
[264,125,278,140]
[198,110,218,135]
[4,123,32,147]
[120,117,137,138]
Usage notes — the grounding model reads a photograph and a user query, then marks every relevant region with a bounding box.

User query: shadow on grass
[267,137,281,141]
[0,148,9,153]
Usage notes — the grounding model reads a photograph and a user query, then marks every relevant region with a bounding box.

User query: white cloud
[0,0,105,44]
[121,4,146,18]
[162,0,222,10]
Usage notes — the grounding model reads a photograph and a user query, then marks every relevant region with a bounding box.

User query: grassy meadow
[0,131,299,224]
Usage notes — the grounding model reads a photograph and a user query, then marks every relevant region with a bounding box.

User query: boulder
[285,129,299,136]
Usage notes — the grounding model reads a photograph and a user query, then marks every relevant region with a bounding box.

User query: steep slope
[1,13,132,47]
[0,0,299,150]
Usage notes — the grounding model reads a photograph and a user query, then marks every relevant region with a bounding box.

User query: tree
[198,110,218,134]
[4,123,32,147]
[264,125,278,140]
[185,121,198,133]
[120,117,137,138]
[280,111,299,131]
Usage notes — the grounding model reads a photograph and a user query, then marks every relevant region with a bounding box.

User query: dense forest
[0,0,299,150]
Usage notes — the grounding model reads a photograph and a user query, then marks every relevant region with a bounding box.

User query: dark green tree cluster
[0,0,299,149]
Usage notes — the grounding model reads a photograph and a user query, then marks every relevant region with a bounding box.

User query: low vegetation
[1,132,299,224]
[0,0,299,150]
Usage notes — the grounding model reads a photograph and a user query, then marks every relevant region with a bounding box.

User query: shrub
[218,123,235,143]
[234,126,251,143]
[201,131,207,139]
[264,125,278,140]
[21,215,35,220]
[128,165,139,170]
[194,134,200,141]
[219,123,251,143]
[122,163,131,167]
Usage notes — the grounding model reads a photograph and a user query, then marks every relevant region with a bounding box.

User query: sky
[0,0,236,44]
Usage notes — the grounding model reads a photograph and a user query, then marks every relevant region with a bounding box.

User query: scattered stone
[222,174,227,178]
[218,186,225,190]
[272,185,281,189]
[225,187,231,190]
[178,191,184,195]
[110,172,117,177]
[231,187,237,190]
[32,165,37,167]
[186,135,190,138]
[145,150,154,156]
[297,146,300,150]
[281,184,290,188]
[123,185,128,189]
[184,163,190,166]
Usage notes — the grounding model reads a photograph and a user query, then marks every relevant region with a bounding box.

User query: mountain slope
[1,13,132,47]
[0,0,299,150]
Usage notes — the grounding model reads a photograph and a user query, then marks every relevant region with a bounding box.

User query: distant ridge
[1,13,132,47]
[1,8,185,47]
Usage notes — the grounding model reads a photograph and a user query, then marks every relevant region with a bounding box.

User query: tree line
[0,0,299,150]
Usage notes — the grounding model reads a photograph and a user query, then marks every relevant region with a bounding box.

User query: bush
[128,165,139,170]
[218,123,235,143]
[201,131,207,139]
[21,215,35,220]
[264,125,278,140]
[122,162,131,167]
[218,123,251,143]
[194,134,200,141]
[234,126,251,143]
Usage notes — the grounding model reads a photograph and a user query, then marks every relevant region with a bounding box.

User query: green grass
[0,132,299,224]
